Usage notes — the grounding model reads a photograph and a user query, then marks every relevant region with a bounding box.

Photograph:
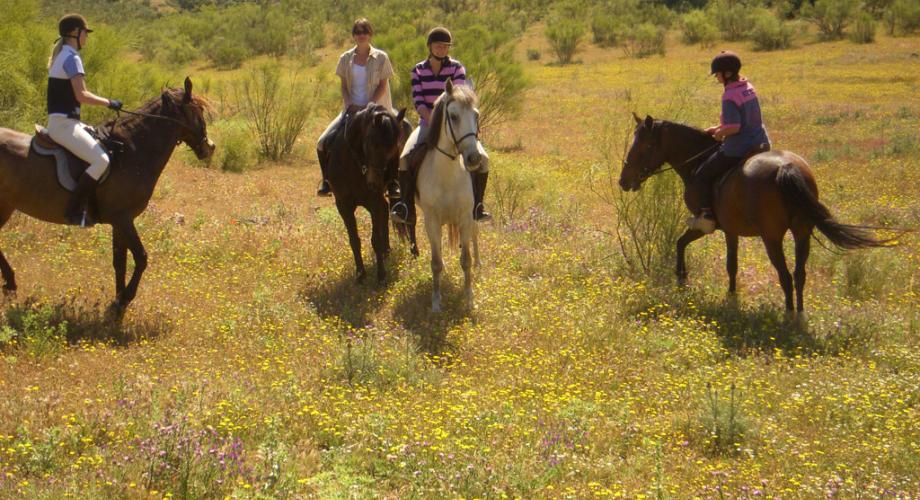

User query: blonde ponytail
[48,38,64,69]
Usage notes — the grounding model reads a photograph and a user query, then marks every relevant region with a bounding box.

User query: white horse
[416,79,482,312]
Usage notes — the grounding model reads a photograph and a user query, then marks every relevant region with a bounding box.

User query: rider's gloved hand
[107,99,123,111]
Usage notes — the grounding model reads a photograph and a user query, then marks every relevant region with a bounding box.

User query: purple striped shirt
[411,58,467,126]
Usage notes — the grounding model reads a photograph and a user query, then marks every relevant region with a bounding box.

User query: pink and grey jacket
[411,57,468,127]
[720,79,771,157]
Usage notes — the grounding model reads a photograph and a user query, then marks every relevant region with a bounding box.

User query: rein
[646,143,719,179]
[435,99,478,161]
[115,108,210,149]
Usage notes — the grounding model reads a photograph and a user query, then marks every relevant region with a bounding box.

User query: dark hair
[352,18,373,36]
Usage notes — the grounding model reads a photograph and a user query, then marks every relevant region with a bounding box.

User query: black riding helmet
[58,14,93,37]
[427,27,452,46]
[710,50,741,76]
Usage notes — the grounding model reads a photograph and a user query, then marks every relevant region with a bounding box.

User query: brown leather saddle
[31,124,116,192]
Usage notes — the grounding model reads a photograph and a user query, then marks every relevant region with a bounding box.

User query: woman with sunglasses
[316,18,396,197]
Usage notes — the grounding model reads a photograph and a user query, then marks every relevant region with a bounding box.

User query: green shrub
[750,10,795,51]
[623,23,666,59]
[453,24,531,129]
[681,9,719,46]
[708,0,755,41]
[157,35,200,67]
[802,0,859,40]
[883,0,920,35]
[235,63,321,161]
[212,120,258,173]
[850,12,877,43]
[1,304,68,358]
[545,17,585,64]
[206,36,250,70]
[592,14,626,47]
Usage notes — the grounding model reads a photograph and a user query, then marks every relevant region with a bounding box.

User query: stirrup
[390,202,409,224]
[67,208,95,228]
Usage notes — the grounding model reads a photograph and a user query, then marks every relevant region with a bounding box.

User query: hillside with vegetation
[0,0,918,496]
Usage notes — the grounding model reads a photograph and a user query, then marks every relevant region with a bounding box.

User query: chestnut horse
[620,113,890,313]
[0,78,214,314]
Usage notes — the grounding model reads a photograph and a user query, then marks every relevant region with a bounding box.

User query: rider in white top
[46,14,122,227]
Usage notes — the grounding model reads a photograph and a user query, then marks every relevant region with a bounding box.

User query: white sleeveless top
[349,64,369,107]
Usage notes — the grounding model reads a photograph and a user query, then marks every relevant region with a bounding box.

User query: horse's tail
[776,164,894,249]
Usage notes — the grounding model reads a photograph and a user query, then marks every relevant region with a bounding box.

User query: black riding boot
[471,170,493,222]
[390,170,416,225]
[316,148,332,197]
[387,179,401,200]
[65,172,98,228]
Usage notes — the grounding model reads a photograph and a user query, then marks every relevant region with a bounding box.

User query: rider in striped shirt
[391,27,492,225]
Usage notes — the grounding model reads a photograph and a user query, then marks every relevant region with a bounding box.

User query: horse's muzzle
[195,138,216,160]
[464,151,482,171]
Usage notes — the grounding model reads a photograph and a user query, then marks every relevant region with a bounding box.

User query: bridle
[115,104,211,151]
[435,98,478,161]
[626,121,719,183]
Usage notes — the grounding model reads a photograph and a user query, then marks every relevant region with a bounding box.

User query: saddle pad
[30,134,111,192]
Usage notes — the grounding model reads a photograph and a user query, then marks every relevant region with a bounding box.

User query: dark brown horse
[320,104,408,283]
[620,113,890,313]
[0,78,214,314]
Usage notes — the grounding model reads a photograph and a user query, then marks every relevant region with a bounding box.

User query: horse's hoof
[2,285,16,298]
[411,246,419,258]
[677,277,688,287]
[356,272,367,284]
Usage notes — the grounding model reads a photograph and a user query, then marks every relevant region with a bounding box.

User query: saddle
[31,124,121,192]
[714,142,772,192]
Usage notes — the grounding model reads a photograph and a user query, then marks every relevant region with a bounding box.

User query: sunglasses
[353,30,370,35]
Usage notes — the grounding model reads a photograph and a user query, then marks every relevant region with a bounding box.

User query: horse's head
[429,79,481,171]
[161,77,215,161]
[620,112,668,191]
[346,104,407,189]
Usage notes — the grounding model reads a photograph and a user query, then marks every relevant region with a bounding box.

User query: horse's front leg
[337,202,365,282]
[676,228,705,286]
[370,198,390,284]
[425,216,444,312]
[110,217,147,315]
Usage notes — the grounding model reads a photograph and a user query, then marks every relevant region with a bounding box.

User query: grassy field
[0,30,918,498]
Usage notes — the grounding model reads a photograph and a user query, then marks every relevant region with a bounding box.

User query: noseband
[436,99,478,161]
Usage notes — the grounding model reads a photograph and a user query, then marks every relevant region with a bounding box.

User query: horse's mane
[426,84,478,151]
[656,120,715,143]
[101,88,212,139]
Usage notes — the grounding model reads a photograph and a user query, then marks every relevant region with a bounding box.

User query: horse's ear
[446,78,454,94]
[632,111,642,125]
[183,76,193,104]
[161,92,172,112]
[396,108,406,124]
[644,115,654,129]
